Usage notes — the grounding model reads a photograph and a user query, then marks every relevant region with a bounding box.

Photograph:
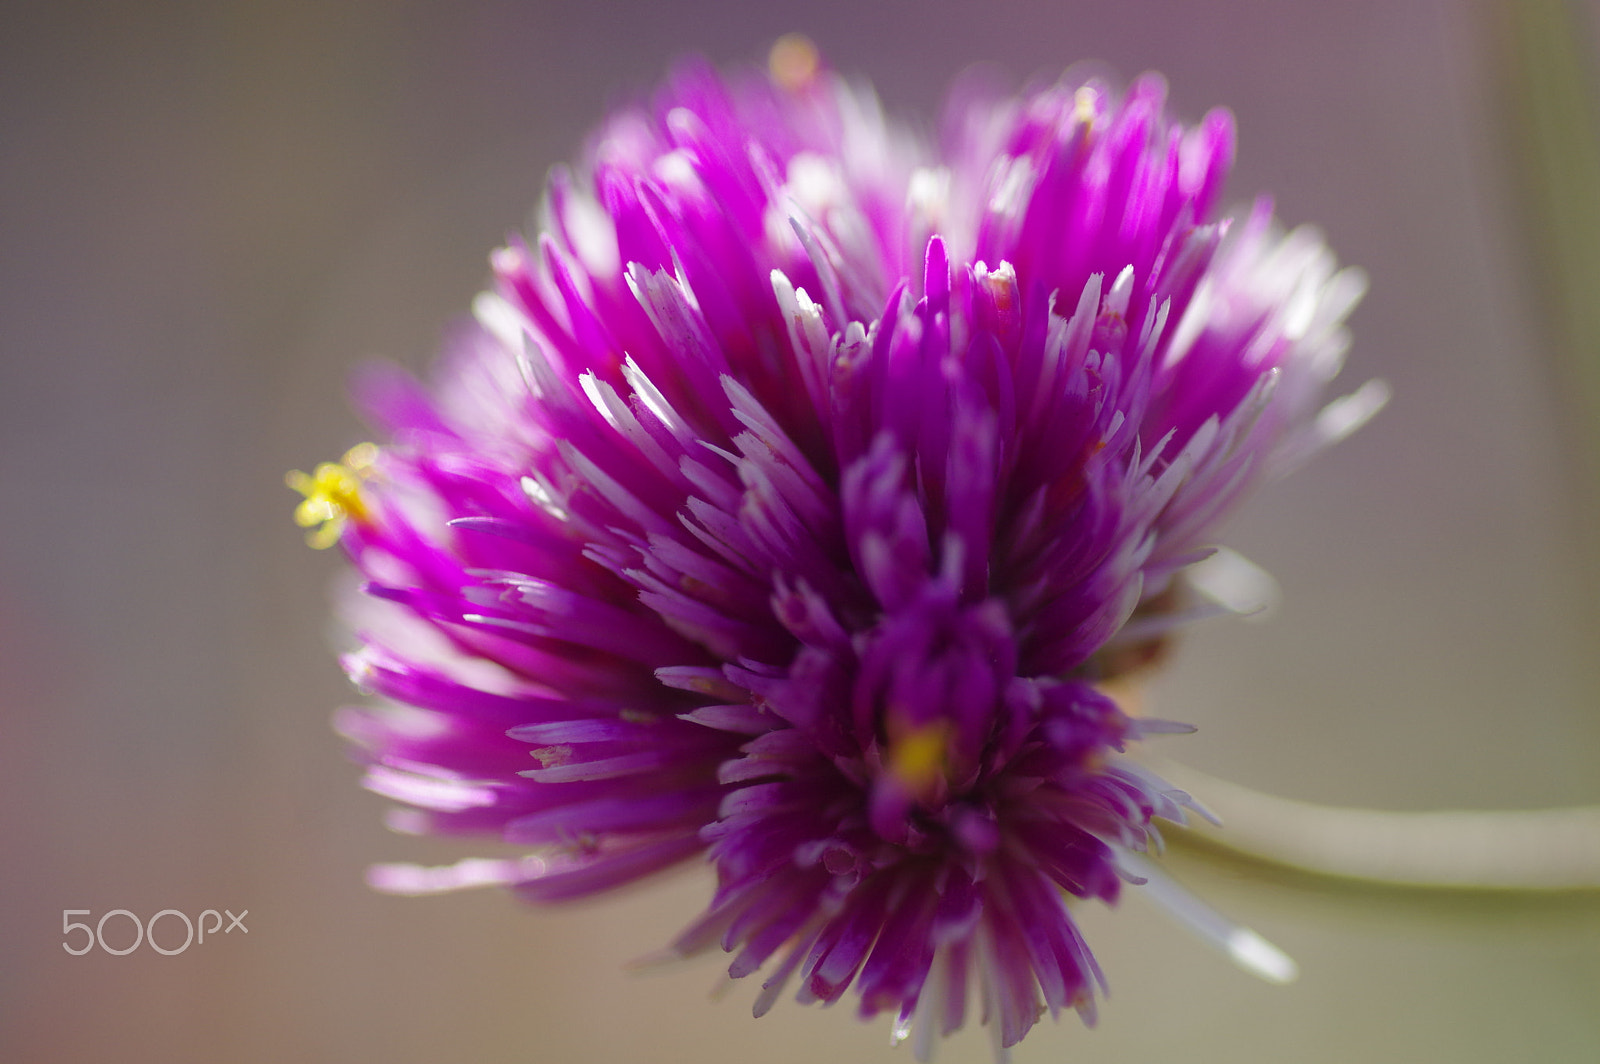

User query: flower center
[885,719,953,802]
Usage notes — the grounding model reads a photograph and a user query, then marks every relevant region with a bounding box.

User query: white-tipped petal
[1118,850,1298,985]
[1185,545,1281,619]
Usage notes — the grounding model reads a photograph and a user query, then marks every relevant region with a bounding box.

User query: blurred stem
[1152,758,1600,892]
[1109,4,1600,899]
[1490,0,1600,608]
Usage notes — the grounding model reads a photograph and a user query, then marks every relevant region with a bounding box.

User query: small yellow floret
[769,34,820,93]
[887,720,952,799]
[285,443,378,549]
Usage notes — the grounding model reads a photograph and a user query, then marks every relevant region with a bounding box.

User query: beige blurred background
[3,1,1598,1060]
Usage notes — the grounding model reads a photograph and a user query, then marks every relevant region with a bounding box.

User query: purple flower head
[293,40,1383,1056]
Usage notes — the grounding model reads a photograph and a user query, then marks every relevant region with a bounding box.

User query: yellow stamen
[285,443,378,549]
[887,720,953,799]
[1073,85,1099,128]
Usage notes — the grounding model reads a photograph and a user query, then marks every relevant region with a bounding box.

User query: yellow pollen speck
[769,34,820,93]
[285,443,377,549]
[888,720,952,798]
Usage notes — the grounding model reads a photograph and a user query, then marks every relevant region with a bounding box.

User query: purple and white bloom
[294,42,1383,1057]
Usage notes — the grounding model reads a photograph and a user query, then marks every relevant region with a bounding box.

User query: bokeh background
[4,1,1599,1060]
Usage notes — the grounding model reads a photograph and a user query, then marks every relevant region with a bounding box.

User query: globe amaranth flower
[293,41,1385,1057]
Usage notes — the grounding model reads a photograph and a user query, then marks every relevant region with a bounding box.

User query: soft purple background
[3,2,1598,1061]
